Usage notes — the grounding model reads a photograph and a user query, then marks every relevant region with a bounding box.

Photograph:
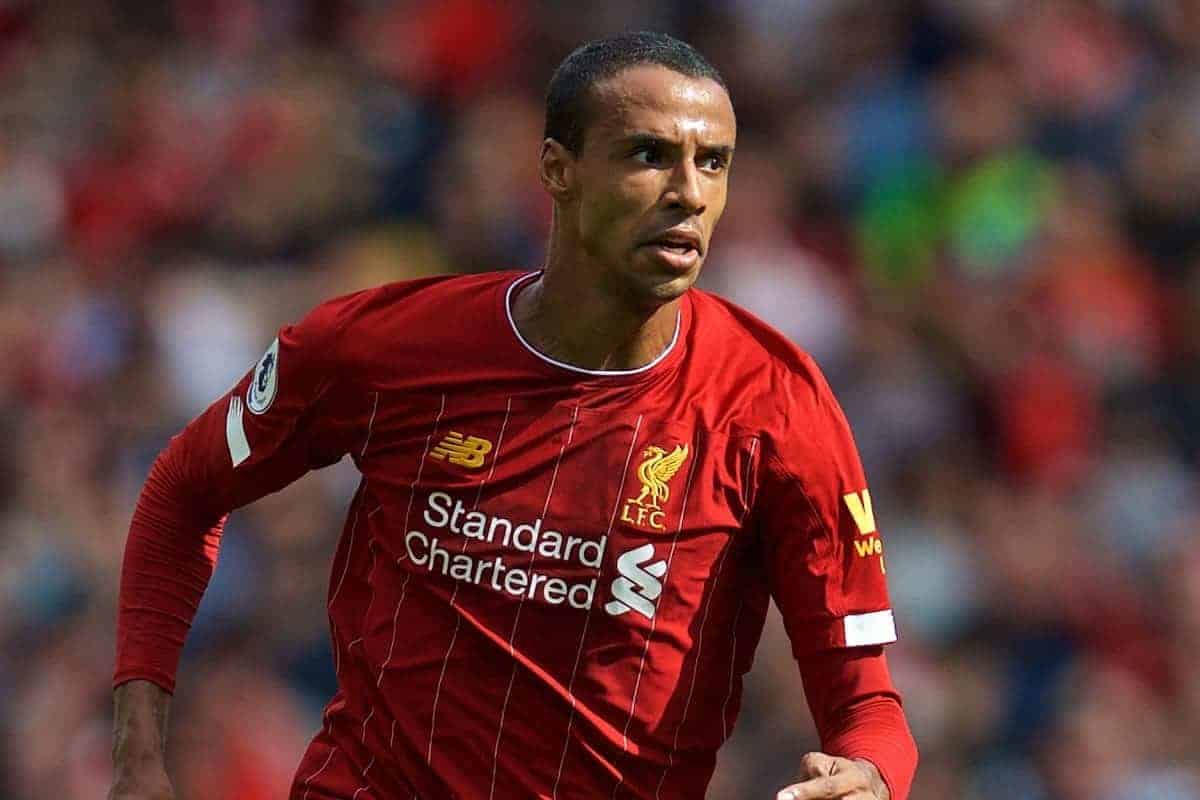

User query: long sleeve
[757,360,896,658]
[754,354,916,796]
[114,437,228,692]
[114,292,366,693]
[799,646,918,800]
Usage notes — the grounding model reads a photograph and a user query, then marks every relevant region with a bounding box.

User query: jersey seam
[308,292,361,457]
[741,436,762,512]
[763,446,846,621]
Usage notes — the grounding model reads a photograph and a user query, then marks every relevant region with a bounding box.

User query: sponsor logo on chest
[402,491,672,622]
[400,433,696,622]
[403,491,606,610]
[604,543,667,619]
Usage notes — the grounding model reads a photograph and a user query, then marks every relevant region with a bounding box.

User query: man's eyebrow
[616,134,735,155]
[618,133,672,148]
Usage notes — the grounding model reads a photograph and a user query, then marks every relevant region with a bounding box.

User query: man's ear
[540,138,576,200]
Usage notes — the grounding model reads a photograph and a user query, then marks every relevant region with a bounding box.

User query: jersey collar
[503,271,684,379]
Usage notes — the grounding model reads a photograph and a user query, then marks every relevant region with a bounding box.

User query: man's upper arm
[114,292,366,693]
[167,292,365,514]
[754,362,917,799]
[757,363,896,659]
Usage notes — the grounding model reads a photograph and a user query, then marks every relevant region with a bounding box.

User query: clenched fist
[775,752,889,800]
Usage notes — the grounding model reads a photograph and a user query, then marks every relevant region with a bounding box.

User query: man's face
[553,64,736,306]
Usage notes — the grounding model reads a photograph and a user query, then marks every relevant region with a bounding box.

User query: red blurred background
[3,1,1200,798]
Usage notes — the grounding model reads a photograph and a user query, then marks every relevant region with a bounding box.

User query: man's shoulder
[295,270,523,373]
[324,270,519,322]
[306,270,517,340]
[688,287,826,393]
[688,289,853,461]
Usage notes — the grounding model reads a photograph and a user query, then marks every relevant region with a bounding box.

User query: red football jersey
[116,270,899,799]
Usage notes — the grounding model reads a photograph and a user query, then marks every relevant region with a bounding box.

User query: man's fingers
[777,752,877,800]
[775,770,861,800]
[799,751,838,778]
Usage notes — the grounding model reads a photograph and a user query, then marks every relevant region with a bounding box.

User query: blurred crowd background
[3,0,1200,797]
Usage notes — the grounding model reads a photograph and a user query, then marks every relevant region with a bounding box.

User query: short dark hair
[544,31,727,155]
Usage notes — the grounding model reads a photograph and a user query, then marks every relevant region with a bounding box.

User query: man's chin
[624,267,698,310]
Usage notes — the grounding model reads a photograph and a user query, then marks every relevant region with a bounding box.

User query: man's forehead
[589,64,735,142]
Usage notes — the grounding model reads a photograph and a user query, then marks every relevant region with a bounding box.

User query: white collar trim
[504,272,681,377]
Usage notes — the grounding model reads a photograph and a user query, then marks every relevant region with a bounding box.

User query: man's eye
[700,154,727,171]
[633,146,663,165]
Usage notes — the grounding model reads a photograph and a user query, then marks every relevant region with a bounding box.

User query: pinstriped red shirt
[115,270,908,799]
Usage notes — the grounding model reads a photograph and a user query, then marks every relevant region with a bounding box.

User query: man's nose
[665,160,706,215]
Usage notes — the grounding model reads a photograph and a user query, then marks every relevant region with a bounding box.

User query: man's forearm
[114,443,228,693]
[821,696,916,800]
[798,647,918,800]
[112,680,172,769]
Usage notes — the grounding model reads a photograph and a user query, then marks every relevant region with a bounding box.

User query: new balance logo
[430,431,493,468]
[605,543,667,620]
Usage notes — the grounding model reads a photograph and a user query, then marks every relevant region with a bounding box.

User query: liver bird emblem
[629,444,689,509]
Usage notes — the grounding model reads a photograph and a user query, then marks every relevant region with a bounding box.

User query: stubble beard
[624,248,700,309]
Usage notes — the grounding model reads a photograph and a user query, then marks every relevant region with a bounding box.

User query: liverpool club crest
[620,443,689,531]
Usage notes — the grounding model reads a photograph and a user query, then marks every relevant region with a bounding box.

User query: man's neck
[510,264,680,372]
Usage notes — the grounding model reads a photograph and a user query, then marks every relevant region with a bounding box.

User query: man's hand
[775,752,890,800]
